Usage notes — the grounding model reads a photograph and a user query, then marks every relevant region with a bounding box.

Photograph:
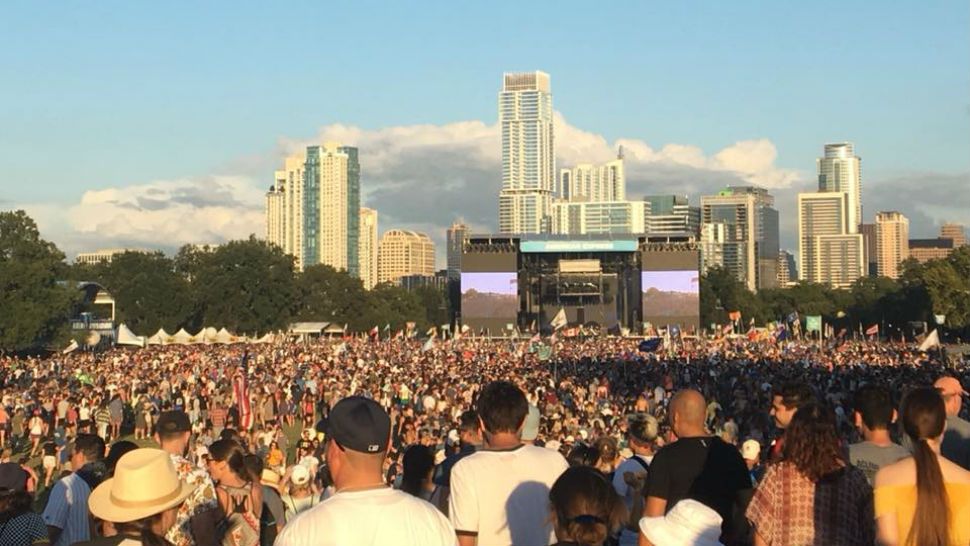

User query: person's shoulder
[938,455,970,484]
[873,456,915,488]
[948,414,970,433]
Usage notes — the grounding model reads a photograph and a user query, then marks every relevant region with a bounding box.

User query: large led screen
[641,270,700,326]
[460,272,518,320]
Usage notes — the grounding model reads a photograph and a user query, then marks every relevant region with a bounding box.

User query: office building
[75,248,141,265]
[940,222,967,247]
[909,238,956,263]
[359,208,378,289]
[550,200,647,235]
[817,143,862,232]
[559,154,625,202]
[797,192,865,288]
[875,211,909,279]
[377,229,436,286]
[859,223,878,276]
[266,143,360,273]
[498,71,555,234]
[447,220,468,280]
[643,195,700,236]
[700,186,779,291]
[777,250,798,286]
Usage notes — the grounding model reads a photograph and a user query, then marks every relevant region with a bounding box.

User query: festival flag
[529,319,537,333]
[721,323,734,335]
[394,330,404,340]
[805,315,821,332]
[918,329,940,352]
[233,361,252,430]
[934,314,946,325]
[383,323,391,333]
[426,326,437,338]
[747,328,759,341]
[406,321,416,336]
[638,338,663,352]
[536,344,553,361]
[369,325,379,338]
[786,311,799,324]
[461,324,470,334]
[728,311,742,322]
[774,325,788,341]
[422,336,435,352]
[551,308,568,330]
[865,324,879,337]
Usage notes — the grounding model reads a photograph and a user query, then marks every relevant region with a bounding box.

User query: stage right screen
[640,270,700,328]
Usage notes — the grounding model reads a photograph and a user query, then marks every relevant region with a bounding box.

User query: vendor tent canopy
[116,323,146,348]
[147,328,171,345]
[288,322,330,335]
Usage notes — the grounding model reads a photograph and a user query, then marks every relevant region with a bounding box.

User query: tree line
[700,247,970,339]
[0,210,449,352]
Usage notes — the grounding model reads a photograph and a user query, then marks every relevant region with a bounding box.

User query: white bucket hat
[88,448,196,523]
[639,499,723,546]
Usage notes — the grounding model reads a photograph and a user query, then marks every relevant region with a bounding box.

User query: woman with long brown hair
[548,466,626,546]
[874,387,970,546]
[746,402,873,545]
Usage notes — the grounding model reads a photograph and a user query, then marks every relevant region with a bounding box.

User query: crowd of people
[0,334,968,545]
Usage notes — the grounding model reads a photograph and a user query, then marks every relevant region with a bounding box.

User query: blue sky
[2,1,968,258]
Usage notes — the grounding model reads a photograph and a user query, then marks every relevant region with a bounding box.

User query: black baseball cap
[156,411,191,434]
[0,462,27,491]
[327,397,390,454]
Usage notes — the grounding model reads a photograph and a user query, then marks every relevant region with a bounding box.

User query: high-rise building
[377,230,436,286]
[909,238,956,263]
[700,186,779,291]
[266,143,360,273]
[777,250,798,286]
[875,211,909,279]
[498,71,554,234]
[797,192,865,288]
[816,143,862,232]
[267,154,307,268]
[859,223,878,276]
[643,195,701,236]
[558,154,625,202]
[446,220,468,280]
[358,208,378,289]
[940,222,967,247]
[550,201,647,235]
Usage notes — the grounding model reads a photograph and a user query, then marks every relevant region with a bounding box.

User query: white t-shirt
[275,487,455,546]
[450,444,568,546]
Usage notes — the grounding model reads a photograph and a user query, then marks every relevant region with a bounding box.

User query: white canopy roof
[116,323,146,347]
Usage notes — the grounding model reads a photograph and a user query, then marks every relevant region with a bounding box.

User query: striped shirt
[42,472,92,546]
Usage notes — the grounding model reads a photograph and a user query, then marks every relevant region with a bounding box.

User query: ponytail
[566,515,608,546]
[900,387,950,546]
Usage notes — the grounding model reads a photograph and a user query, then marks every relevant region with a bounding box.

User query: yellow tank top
[875,482,970,545]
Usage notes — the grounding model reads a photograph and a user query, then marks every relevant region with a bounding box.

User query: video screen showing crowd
[1,334,969,546]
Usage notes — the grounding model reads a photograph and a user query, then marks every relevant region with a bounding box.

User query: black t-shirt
[645,436,751,540]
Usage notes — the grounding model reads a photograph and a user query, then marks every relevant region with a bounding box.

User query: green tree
[87,251,196,335]
[0,210,78,351]
[192,237,299,334]
[295,265,366,325]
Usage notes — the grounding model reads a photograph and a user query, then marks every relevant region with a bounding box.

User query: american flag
[233,353,253,430]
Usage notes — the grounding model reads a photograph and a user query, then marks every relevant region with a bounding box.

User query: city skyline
[3,2,968,266]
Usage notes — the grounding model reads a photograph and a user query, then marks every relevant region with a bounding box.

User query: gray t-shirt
[942,415,970,470]
[848,440,909,484]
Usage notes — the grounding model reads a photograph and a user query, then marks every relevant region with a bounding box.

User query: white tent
[171,328,194,345]
[215,328,237,344]
[62,339,79,354]
[116,323,146,348]
[147,328,171,345]
[251,333,275,344]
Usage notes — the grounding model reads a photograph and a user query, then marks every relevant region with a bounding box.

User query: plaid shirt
[746,462,874,546]
[166,453,219,546]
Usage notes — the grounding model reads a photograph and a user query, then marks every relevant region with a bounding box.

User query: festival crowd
[0,335,969,546]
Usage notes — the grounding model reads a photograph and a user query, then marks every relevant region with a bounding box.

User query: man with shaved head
[640,389,752,545]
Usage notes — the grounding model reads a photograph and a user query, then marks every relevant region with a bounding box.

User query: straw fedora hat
[89,448,196,523]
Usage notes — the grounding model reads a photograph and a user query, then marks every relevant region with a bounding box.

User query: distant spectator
[0,462,48,545]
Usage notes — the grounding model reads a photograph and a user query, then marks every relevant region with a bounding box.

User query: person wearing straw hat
[79,448,196,546]
[638,499,724,546]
